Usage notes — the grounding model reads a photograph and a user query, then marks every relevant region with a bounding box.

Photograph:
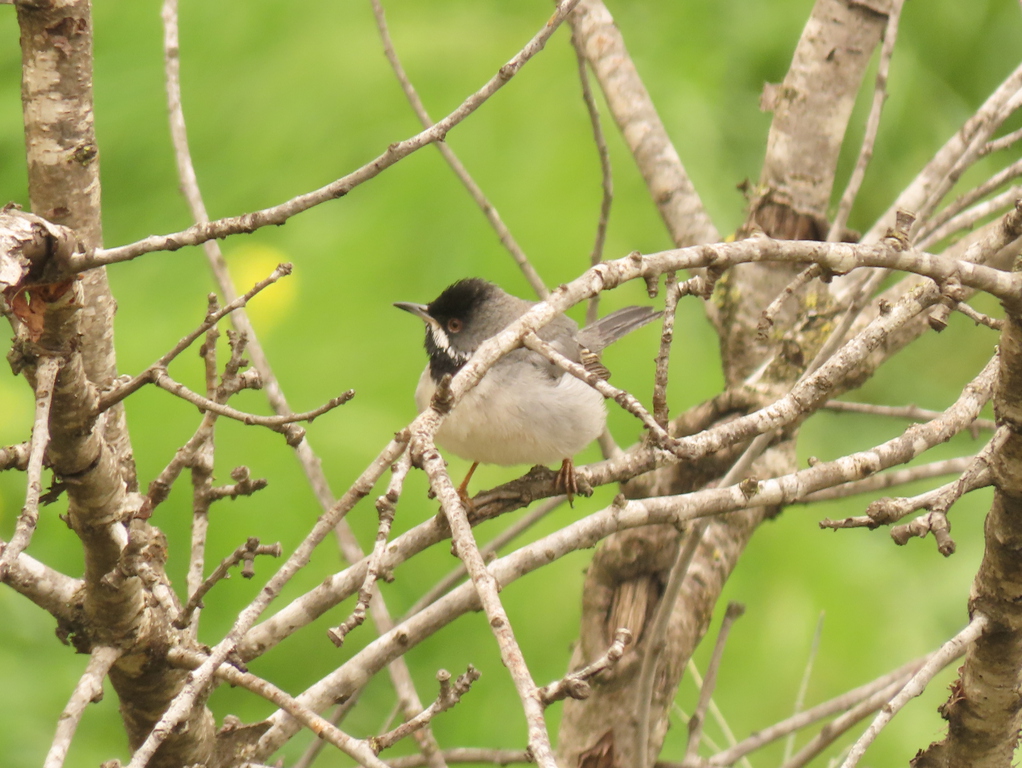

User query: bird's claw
[556,458,578,507]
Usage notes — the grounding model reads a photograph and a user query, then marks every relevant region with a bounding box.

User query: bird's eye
[447,318,463,333]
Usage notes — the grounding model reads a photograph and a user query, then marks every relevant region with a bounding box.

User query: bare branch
[921,186,1022,251]
[569,26,614,326]
[568,0,719,248]
[983,125,1022,154]
[801,457,977,502]
[523,331,671,446]
[0,542,82,624]
[371,667,481,754]
[538,628,632,705]
[863,62,1022,244]
[758,264,823,340]
[175,538,282,629]
[780,679,910,768]
[783,613,825,764]
[123,434,408,768]
[704,655,927,766]
[82,0,584,271]
[653,272,681,428]
[168,647,391,768]
[149,367,353,439]
[160,9,442,762]
[637,519,708,768]
[370,0,548,299]
[0,355,59,574]
[684,603,745,763]
[0,442,30,471]
[838,615,989,768]
[413,436,558,768]
[97,263,294,411]
[827,0,904,241]
[327,450,412,647]
[823,399,997,433]
[821,430,997,542]
[919,156,1022,246]
[43,646,122,768]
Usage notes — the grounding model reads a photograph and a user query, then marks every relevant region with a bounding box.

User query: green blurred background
[0,0,1019,766]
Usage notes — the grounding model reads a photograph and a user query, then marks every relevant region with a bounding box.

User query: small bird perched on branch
[395,278,660,501]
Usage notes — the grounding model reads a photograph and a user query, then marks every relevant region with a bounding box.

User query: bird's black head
[395,278,503,380]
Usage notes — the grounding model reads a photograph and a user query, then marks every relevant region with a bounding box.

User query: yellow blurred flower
[225,243,298,330]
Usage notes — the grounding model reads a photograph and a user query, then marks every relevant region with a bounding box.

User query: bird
[395,278,660,503]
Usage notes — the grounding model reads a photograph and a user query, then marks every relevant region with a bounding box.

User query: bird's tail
[577,305,662,352]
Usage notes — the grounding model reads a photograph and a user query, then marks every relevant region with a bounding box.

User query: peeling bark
[10,2,216,765]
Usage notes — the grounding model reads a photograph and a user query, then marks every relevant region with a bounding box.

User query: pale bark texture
[3,1,1022,767]
[558,3,887,765]
[11,2,216,766]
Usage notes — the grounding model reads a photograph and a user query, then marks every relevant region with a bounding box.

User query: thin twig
[291,692,364,768]
[800,457,976,503]
[821,430,997,541]
[653,272,680,428]
[159,5,449,766]
[162,7,444,764]
[682,663,751,768]
[636,519,708,768]
[705,656,928,766]
[839,615,988,768]
[953,301,1003,330]
[207,465,269,502]
[150,368,353,441]
[759,264,823,338]
[0,355,60,575]
[783,612,825,763]
[822,399,997,432]
[175,538,283,628]
[920,184,1022,249]
[92,0,585,271]
[327,451,413,646]
[369,0,547,299]
[538,628,632,705]
[183,310,221,635]
[780,678,910,768]
[523,332,675,449]
[402,495,566,621]
[984,124,1022,154]
[684,603,745,763]
[168,647,391,768]
[97,264,294,411]
[414,437,558,768]
[43,646,122,768]
[919,156,1022,246]
[371,667,481,754]
[827,0,904,241]
[570,26,613,326]
[123,433,409,768]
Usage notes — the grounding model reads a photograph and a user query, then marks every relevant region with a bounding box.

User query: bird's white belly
[414,367,606,466]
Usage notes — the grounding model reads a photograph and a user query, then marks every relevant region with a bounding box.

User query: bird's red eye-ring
[447,318,463,333]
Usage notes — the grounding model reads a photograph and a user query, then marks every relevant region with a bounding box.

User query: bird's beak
[393,302,438,328]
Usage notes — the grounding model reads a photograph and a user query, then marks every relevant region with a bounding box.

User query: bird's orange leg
[457,461,480,505]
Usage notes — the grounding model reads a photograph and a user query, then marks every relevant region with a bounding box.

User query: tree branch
[80,0,585,272]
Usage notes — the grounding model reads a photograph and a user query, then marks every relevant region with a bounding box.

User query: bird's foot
[456,462,480,509]
[556,458,578,507]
